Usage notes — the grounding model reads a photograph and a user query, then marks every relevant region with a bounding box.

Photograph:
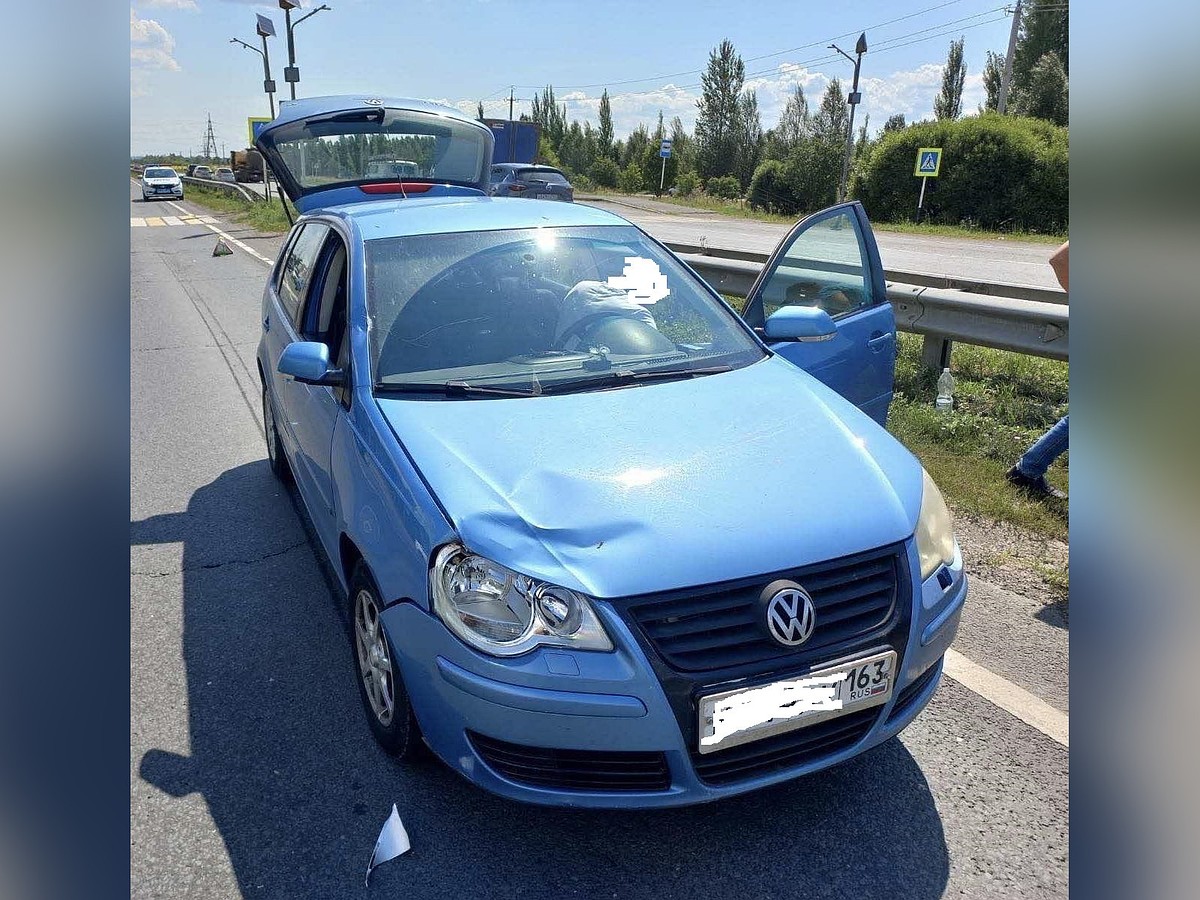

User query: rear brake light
[359,182,435,195]
[508,183,527,192]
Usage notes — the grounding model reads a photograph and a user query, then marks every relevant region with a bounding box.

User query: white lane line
[131,218,146,227]
[943,648,1068,747]
[164,199,274,266]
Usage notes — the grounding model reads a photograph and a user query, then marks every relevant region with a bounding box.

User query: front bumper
[381,552,966,809]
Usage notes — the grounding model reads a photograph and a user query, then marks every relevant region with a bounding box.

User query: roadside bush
[588,157,619,188]
[852,113,1068,232]
[674,170,700,196]
[571,173,595,192]
[748,160,788,212]
[706,175,742,200]
[617,164,644,194]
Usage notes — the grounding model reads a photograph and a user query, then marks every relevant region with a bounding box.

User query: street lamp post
[279,1,332,101]
[829,32,867,204]
[255,15,278,117]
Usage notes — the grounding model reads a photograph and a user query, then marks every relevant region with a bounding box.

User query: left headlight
[431,544,614,657]
[915,469,957,580]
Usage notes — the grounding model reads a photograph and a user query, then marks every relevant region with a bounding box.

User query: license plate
[698,650,896,754]
[535,193,557,200]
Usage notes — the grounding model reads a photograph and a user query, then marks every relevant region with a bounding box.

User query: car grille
[886,659,942,724]
[621,544,903,673]
[693,706,880,786]
[468,732,671,792]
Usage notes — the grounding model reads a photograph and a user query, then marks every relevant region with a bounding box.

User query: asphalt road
[577,195,1061,290]
[130,184,1069,899]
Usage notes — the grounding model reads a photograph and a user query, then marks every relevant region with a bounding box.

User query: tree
[882,113,907,134]
[764,84,809,160]
[694,39,746,181]
[1014,0,1069,88]
[598,90,614,159]
[854,113,871,160]
[734,90,762,187]
[934,38,967,120]
[810,78,847,144]
[982,51,1005,113]
[1011,51,1068,126]
[669,116,695,173]
[477,101,485,121]
[531,86,567,155]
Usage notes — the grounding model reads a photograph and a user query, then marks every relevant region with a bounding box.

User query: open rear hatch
[254,96,494,212]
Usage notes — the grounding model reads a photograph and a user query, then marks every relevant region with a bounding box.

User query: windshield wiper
[374,381,537,398]
[540,364,733,396]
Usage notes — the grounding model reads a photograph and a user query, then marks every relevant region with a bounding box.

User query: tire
[350,561,423,759]
[261,381,291,481]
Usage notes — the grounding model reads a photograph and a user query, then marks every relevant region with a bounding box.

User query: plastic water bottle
[935,367,955,413]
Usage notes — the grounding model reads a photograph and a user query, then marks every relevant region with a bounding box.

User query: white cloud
[131,9,180,71]
[143,0,198,9]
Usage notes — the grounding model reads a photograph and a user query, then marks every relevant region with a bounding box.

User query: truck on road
[230,148,265,183]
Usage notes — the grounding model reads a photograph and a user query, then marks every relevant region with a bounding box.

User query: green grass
[887,333,1068,541]
[181,183,295,233]
[592,188,1065,243]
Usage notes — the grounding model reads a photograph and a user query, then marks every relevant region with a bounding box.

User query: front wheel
[350,561,422,759]
[262,382,290,481]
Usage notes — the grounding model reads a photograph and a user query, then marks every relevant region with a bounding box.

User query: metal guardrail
[178,175,263,204]
[677,253,1069,369]
[664,242,1068,305]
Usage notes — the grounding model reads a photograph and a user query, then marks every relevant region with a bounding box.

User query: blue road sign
[915,147,942,177]
[659,139,673,159]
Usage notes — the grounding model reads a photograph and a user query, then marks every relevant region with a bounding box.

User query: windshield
[367,225,764,395]
[144,168,176,179]
[269,108,488,190]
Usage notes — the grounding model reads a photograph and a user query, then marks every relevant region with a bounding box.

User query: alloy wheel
[355,589,395,726]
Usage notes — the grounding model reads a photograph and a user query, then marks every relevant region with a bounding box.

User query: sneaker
[1006,466,1066,500]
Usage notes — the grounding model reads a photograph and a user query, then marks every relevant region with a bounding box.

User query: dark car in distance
[489,164,574,201]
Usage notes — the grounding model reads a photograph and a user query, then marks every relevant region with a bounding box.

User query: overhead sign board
[914,147,942,177]
[659,138,673,159]
[248,116,272,144]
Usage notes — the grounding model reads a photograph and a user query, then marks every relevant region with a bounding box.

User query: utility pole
[997,0,1022,114]
[279,2,332,101]
[508,87,515,161]
[831,33,867,204]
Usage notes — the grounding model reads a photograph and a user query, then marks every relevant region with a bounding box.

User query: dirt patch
[952,507,1069,612]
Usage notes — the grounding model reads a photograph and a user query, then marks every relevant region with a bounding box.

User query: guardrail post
[921,334,953,374]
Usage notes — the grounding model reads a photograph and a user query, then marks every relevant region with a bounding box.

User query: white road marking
[161,215,182,227]
[164,199,275,265]
[131,218,146,227]
[943,648,1068,747]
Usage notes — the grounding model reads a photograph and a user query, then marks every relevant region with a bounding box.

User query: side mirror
[278,341,344,386]
[764,305,837,342]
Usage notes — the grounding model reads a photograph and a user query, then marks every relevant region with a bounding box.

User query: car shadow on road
[133,462,949,899]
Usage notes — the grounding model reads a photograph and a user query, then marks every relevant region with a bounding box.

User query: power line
[511,0,988,90]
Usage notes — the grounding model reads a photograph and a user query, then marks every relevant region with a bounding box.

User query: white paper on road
[365,804,411,886]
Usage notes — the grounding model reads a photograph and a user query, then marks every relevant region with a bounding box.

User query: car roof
[316,196,628,241]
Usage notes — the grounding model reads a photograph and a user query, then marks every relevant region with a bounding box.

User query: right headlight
[915,469,957,580]
[431,544,614,657]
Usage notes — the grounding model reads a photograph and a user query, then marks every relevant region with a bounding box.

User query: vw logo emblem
[764,585,817,647]
[363,97,384,106]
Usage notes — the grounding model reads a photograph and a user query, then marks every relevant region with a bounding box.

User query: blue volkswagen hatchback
[254,97,966,808]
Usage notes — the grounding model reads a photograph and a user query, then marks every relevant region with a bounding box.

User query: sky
[130,0,1020,156]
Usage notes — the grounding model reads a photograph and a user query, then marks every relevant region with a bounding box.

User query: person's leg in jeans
[1007,415,1068,498]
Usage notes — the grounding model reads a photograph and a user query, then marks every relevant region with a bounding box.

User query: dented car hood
[377,357,923,599]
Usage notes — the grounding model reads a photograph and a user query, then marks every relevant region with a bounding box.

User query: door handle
[867,332,893,351]
[263,316,270,332]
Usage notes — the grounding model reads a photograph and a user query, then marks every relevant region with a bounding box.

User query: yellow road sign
[247,117,272,145]
[915,147,942,177]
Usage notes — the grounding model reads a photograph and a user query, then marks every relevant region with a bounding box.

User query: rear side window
[277,223,330,326]
[520,169,568,186]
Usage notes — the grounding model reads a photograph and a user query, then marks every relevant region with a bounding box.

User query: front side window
[759,211,871,320]
[277,223,329,326]
[366,226,765,395]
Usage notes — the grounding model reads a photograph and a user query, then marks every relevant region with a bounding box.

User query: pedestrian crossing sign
[915,147,942,177]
